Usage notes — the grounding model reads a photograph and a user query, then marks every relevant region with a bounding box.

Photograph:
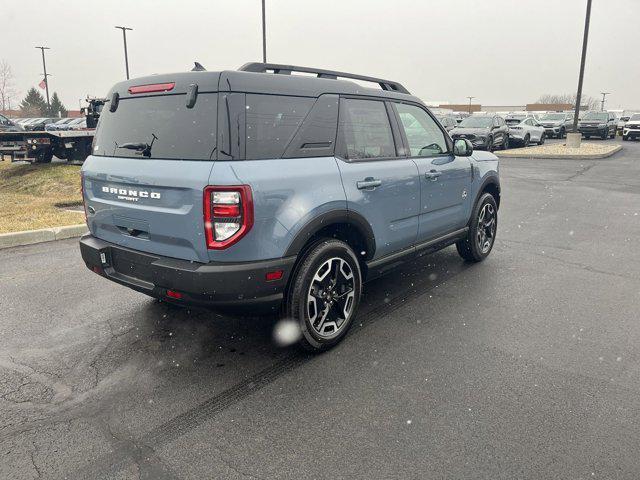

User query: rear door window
[337,98,396,160]
[245,94,314,160]
[93,93,217,160]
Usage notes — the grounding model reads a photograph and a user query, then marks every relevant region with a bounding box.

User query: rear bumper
[79,234,296,313]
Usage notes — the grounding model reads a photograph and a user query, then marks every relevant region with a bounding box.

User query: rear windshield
[505,117,525,125]
[93,93,217,160]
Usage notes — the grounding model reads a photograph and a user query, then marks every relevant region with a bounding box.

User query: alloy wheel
[476,203,496,254]
[307,257,356,338]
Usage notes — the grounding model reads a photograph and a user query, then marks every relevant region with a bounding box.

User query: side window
[337,98,396,160]
[245,94,314,160]
[395,103,448,157]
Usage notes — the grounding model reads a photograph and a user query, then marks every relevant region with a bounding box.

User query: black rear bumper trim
[79,234,296,312]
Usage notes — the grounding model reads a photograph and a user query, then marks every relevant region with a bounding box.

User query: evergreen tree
[19,87,47,117]
[48,92,68,117]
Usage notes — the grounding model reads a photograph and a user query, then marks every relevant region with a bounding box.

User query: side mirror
[454,138,473,157]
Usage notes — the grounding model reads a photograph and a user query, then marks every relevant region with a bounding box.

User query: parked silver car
[505,115,545,146]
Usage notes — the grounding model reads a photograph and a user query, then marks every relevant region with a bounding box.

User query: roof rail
[238,62,410,95]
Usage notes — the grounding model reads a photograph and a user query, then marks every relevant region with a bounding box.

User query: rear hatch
[82,73,219,263]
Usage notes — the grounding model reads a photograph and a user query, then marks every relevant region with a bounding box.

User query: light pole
[35,46,51,108]
[115,26,133,79]
[572,0,592,133]
[600,92,610,111]
[467,96,475,114]
[261,0,267,63]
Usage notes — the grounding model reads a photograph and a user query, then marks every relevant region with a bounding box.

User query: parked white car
[505,115,545,146]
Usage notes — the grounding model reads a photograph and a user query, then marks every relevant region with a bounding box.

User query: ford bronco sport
[80,63,500,351]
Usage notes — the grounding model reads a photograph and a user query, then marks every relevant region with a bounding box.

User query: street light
[35,46,51,108]
[261,0,267,63]
[467,96,475,114]
[600,92,610,111]
[572,0,592,134]
[115,26,133,79]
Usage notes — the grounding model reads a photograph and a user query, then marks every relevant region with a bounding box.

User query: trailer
[0,128,94,163]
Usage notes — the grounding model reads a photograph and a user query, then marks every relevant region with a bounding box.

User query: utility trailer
[0,129,94,163]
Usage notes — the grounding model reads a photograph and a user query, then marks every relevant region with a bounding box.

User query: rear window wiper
[115,133,158,157]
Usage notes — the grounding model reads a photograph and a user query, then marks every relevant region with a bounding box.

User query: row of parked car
[4,116,88,132]
[434,110,626,151]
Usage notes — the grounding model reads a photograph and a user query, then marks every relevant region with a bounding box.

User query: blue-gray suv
[80,63,500,351]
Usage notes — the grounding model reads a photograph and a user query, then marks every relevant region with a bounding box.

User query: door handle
[425,170,441,181]
[357,177,382,190]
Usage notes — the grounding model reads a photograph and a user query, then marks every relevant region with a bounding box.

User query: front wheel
[523,134,530,147]
[456,193,498,263]
[486,136,494,152]
[285,239,362,352]
[502,135,509,150]
[623,135,629,141]
[538,133,546,145]
[560,128,566,139]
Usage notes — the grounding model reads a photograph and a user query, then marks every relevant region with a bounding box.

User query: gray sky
[2,0,638,111]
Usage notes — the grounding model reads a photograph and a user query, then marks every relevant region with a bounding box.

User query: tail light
[204,185,253,249]
[80,171,88,226]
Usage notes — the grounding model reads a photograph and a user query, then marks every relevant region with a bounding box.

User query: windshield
[93,93,218,160]
[541,113,566,120]
[582,112,608,121]
[458,116,493,128]
[629,114,640,121]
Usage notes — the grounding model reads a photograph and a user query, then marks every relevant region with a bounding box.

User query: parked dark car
[578,111,617,139]
[24,118,57,131]
[45,118,75,131]
[0,113,23,132]
[450,115,509,151]
[80,62,501,351]
[435,114,458,132]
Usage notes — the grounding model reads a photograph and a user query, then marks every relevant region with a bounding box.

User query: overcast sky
[2,0,638,111]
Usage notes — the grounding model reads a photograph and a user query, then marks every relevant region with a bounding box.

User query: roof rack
[238,62,410,95]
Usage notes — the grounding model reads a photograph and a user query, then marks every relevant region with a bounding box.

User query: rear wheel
[34,150,53,164]
[456,193,498,263]
[285,239,362,352]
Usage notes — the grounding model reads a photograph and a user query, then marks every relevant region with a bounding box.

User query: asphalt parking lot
[1,137,639,479]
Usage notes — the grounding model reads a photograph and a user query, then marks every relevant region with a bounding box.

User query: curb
[0,224,87,250]
[496,145,622,159]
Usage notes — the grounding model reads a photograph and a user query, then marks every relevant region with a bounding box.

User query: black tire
[502,135,509,150]
[285,238,362,352]
[523,134,530,147]
[601,130,608,140]
[35,150,53,164]
[609,129,615,139]
[584,135,590,139]
[456,193,498,263]
[486,136,493,152]
[559,128,566,139]
[623,135,628,141]
[538,133,546,145]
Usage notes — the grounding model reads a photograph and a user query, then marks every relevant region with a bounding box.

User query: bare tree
[536,93,599,110]
[0,59,17,111]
